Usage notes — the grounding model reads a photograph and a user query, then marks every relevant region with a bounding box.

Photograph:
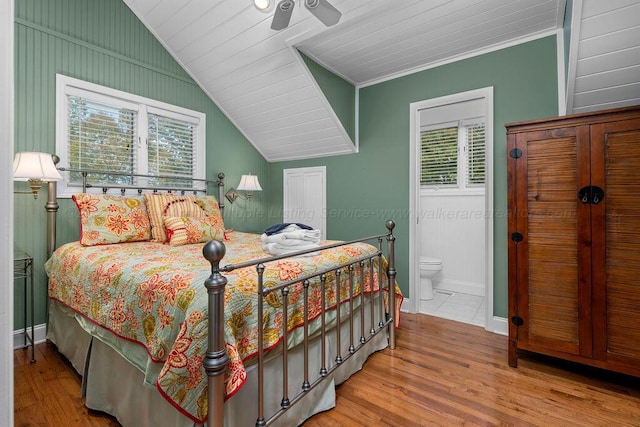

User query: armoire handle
[578,186,604,205]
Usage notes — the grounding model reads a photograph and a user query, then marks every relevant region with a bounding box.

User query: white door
[283,167,326,239]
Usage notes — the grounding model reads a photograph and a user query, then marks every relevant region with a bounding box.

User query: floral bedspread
[45,231,403,423]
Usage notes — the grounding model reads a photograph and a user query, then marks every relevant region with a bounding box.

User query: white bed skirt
[48,299,389,427]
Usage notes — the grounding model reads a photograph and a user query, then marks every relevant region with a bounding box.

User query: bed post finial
[202,239,229,427]
[385,220,395,233]
[203,239,226,263]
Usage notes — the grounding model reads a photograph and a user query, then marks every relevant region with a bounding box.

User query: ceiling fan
[255,0,342,31]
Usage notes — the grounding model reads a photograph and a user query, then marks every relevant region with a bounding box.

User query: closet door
[510,126,592,358]
[592,118,640,372]
[283,167,326,239]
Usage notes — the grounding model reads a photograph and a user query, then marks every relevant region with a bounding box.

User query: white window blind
[465,122,485,187]
[67,95,138,186]
[56,75,206,198]
[420,120,485,190]
[420,126,458,186]
[147,112,197,188]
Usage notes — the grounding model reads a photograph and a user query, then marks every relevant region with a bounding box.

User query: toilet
[420,256,443,300]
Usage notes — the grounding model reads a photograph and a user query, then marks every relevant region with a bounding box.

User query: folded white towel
[262,242,320,256]
[278,224,321,240]
[261,237,312,247]
[261,233,287,244]
[261,225,321,245]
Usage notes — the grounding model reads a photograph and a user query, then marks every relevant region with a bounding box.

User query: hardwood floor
[14,338,119,426]
[14,313,640,426]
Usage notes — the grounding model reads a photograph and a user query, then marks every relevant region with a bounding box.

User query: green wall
[13,0,269,328]
[299,51,356,141]
[269,36,559,317]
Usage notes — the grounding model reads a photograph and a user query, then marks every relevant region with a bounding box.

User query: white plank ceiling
[568,0,640,113]
[123,0,575,162]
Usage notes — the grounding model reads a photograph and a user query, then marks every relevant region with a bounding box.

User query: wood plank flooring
[14,313,640,426]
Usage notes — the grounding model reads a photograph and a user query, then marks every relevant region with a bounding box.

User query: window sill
[420,188,485,197]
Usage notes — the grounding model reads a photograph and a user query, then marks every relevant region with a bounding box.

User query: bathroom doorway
[409,87,494,331]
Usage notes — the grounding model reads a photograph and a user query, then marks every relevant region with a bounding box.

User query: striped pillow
[143,194,208,243]
[164,216,225,246]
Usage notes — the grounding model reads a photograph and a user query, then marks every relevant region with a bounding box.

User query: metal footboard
[203,220,397,427]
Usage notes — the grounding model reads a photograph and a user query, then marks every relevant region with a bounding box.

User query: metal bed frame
[45,159,397,427]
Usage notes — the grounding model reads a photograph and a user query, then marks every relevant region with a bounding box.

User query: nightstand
[14,247,35,363]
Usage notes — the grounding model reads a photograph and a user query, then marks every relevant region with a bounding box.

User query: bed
[43,169,402,427]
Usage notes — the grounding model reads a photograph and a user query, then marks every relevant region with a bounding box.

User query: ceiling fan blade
[271,0,295,30]
[304,0,341,27]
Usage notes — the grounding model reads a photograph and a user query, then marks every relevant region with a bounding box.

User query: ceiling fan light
[254,0,273,12]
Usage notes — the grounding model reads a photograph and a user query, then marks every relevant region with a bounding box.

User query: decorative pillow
[194,195,225,231]
[144,194,209,242]
[73,194,151,246]
[164,216,225,246]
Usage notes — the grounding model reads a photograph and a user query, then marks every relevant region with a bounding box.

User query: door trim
[409,87,495,332]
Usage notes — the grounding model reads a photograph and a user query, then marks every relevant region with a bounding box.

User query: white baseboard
[400,297,412,313]
[13,323,47,350]
[433,279,485,297]
[399,298,507,336]
[491,316,508,336]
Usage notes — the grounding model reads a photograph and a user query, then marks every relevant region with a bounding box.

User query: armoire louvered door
[507,106,640,378]
[591,117,640,369]
[509,126,591,361]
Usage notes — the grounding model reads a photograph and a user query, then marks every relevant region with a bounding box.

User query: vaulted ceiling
[566,0,640,113]
[123,0,639,162]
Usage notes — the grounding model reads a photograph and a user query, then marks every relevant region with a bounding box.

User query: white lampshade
[13,152,63,182]
[237,174,262,192]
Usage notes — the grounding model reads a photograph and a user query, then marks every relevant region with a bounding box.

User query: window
[56,75,206,197]
[419,98,486,191]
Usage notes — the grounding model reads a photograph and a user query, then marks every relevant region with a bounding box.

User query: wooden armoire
[506,105,640,377]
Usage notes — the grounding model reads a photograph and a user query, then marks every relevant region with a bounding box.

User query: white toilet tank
[420,256,442,270]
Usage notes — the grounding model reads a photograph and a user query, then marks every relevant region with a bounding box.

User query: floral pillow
[73,194,151,246]
[194,195,225,229]
[164,216,225,246]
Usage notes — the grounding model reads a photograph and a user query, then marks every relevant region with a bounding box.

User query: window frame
[55,74,206,198]
[462,119,486,189]
[420,117,486,194]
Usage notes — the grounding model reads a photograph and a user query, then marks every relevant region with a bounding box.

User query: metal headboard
[46,155,226,258]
